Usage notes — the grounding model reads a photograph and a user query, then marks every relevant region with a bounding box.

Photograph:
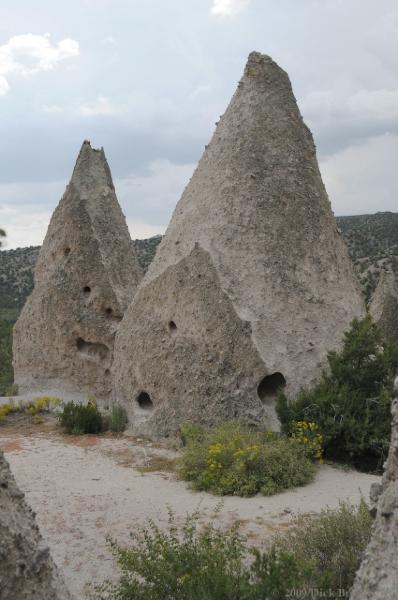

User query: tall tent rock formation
[0,452,71,600]
[13,141,143,398]
[350,381,398,600]
[113,52,365,436]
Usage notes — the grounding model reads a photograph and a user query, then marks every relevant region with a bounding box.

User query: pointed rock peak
[236,51,291,93]
[244,51,280,75]
[70,140,114,191]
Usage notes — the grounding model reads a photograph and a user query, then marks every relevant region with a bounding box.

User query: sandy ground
[0,418,379,600]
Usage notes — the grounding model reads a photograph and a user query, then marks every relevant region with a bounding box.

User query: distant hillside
[134,235,162,271]
[0,246,40,310]
[1,213,398,311]
[336,212,398,301]
[0,237,163,312]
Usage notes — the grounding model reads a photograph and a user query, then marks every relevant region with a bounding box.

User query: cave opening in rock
[64,247,71,256]
[105,307,113,316]
[257,372,286,402]
[83,286,91,294]
[136,391,153,410]
[76,337,109,360]
[168,320,177,332]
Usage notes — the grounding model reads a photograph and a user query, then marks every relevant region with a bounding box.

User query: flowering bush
[0,402,18,422]
[179,422,316,496]
[25,396,62,416]
[0,396,62,423]
[291,421,323,463]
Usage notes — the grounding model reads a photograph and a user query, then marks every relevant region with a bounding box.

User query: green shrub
[0,318,14,395]
[58,400,103,434]
[95,511,303,600]
[179,422,205,446]
[273,500,373,593]
[109,403,128,433]
[277,316,398,472]
[178,422,316,496]
[94,502,372,600]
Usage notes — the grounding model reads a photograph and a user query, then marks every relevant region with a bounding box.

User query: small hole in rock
[64,248,71,256]
[83,286,91,294]
[168,320,177,332]
[136,391,153,410]
[105,307,113,316]
[257,372,286,402]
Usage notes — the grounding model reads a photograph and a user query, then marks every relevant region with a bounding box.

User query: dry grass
[136,455,177,473]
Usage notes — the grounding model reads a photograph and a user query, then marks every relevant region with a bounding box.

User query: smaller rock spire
[13,141,143,399]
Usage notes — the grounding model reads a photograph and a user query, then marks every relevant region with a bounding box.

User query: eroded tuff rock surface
[369,271,398,342]
[13,141,142,398]
[114,52,364,435]
[115,245,274,435]
[0,452,71,600]
[350,381,398,599]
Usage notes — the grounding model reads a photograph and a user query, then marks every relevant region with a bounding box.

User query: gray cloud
[1,0,398,248]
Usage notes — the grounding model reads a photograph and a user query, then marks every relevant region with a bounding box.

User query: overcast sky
[1,0,398,249]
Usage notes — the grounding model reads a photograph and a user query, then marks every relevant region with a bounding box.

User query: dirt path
[0,421,379,600]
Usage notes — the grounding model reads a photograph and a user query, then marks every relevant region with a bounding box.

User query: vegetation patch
[58,400,104,435]
[277,316,398,472]
[0,396,62,423]
[178,421,317,497]
[109,403,128,433]
[136,456,177,473]
[94,502,372,600]
[0,315,15,395]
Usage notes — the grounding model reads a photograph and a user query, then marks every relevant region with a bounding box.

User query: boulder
[0,452,71,600]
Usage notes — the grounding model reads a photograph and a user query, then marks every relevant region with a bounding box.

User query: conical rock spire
[113,52,365,435]
[13,141,143,398]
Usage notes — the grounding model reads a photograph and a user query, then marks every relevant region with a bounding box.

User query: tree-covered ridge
[0,236,163,311]
[336,212,398,300]
[0,246,39,310]
[0,314,14,395]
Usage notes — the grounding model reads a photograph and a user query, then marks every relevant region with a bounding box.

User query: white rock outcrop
[350,380,398,599]
[0,452,71,600]
[369,271,398,342]
[113,52,365,436]
[13,141,142,398]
